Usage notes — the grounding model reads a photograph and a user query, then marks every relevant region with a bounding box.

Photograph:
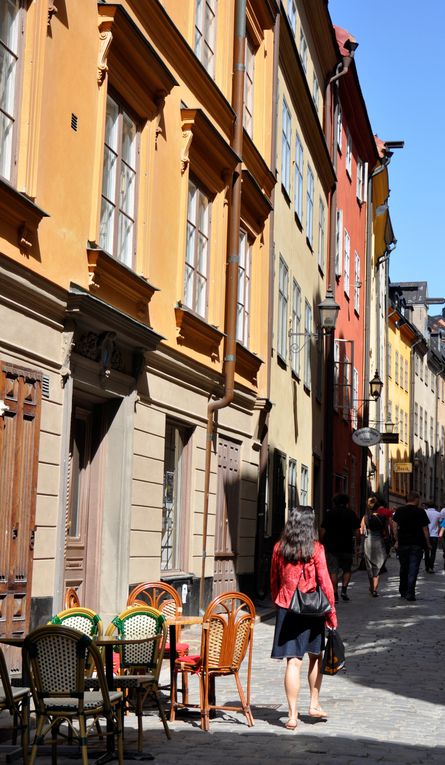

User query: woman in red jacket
[270,506,337,730]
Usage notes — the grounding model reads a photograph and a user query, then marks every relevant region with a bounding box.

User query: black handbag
[288,566,332,618]
[321,628,345,675]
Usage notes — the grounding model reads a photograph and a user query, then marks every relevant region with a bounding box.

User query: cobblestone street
[4,554,444,764]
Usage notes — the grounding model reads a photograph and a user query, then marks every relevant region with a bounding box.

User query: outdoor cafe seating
[0,645,30,762]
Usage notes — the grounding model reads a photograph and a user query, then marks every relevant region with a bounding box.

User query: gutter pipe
[200,0,246,612]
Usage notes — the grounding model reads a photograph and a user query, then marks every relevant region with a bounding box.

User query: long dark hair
[279,506,317,563]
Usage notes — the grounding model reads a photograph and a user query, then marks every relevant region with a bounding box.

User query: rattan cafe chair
[127,581,190,701]
[106,605,170,751]
[0,646,30,762]
[22,624,124,765]
[170,591,255,731]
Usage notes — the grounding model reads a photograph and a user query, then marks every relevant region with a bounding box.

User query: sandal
[285,718,298,730]
[308,706,328,719]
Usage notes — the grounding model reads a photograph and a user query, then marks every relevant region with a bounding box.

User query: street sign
[352,427,382,447]
[393,462,412,473]
[380,432,399,444]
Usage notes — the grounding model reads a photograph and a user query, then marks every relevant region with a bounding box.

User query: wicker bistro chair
[170,592,255,731]
[50,607,103,680]
[22,625,124,765]
[0,646,30,762]
[106,605,170,751]
[127,581,190,701]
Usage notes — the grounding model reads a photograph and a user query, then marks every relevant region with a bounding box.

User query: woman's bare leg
[284,657,302,721]
[308,652,325,714]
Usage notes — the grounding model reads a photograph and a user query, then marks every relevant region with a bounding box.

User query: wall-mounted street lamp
[317,286,340,332]
[369,370,383,400]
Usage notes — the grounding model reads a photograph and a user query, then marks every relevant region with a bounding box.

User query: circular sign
[352,427,382,447]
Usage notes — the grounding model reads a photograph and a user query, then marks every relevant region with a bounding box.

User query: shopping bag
[321,628,345,675]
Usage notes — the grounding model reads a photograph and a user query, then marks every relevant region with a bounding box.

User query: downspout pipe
[200,0,246,612]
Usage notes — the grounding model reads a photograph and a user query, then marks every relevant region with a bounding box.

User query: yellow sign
[393,462,412,473]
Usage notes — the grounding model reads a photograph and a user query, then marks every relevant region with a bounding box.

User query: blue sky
[329,0,445,298]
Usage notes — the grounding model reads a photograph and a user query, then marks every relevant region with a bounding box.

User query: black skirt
[271,606,326,659]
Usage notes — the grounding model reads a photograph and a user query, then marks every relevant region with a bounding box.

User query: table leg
[169,625,177,708]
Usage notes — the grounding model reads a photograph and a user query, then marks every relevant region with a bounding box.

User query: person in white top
[424,503,442,573]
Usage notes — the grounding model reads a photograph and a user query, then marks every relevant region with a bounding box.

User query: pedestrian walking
[424,502,441,572]
[360,497,388,597]
[391,490,431,601]
[319,493,360,602]
[270,506,337,730]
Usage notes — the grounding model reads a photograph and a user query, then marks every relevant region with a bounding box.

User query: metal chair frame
[106,605,170,750]
[0,646,30,763]
[170,591,255,731]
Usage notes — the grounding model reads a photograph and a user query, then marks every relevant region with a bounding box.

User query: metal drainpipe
[200,0,246,612]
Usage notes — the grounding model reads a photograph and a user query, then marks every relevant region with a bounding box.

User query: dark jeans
[425,538,438,571]
[398,545,423,598]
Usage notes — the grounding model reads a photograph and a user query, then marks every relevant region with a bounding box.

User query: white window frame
[335,209,343,277]
[354,251,360,312]
[299,28,308,73]
[100,94,138,267]
[317,197,325,272]
[194,0,217,78]
[0,0,22,183]
[184,177,210,317]
[236,228,251,346]
[345,129,352,176]
[281,99,291,196]
[334,339,340,410]
[287,0,297,37]
[294,132,304,221]
[304,299,312,389]
[291,279,301,376]
[288,458,297,510]
[343,355,350,420]
[277,256,289,361]
[356,158,368,203]
[243,36,255,137]
[300,464,309,505]
[395,350,399,386]
[343,229,350,297]
[306,164,314,245]
[312,72,319,113]
[352,367,359,429]
[336,104,342,151]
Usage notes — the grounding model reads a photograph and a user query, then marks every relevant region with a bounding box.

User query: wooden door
[0,364,42,668]
[213,437,240,596]
[64,402,108,608]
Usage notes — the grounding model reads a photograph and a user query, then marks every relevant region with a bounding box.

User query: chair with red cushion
[127,581,190,700]
[170,591,255,730]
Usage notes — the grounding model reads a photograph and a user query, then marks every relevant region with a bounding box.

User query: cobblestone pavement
[2,554,445,764]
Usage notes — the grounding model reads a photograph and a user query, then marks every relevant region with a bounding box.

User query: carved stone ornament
[75,330,124,374]
[48,3,57,26]
[180,130,193,174]
[18,224,33,254]
[97,22,113,85]
[88,270,101,291]
[154,92,166,149]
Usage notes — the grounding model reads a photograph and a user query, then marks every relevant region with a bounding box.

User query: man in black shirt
[392,490,430,601]
[320,493,360,602]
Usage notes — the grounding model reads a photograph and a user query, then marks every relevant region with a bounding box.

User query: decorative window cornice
[0,178,49,255]
[175,304,224,362]
[236,341,263,386]
[97,3,177,119]
[241,169,273,237]
[180,108,239,194]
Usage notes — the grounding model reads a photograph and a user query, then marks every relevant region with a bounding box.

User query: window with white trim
[352,367,359,429]
[405,412,408,444]
[100,94,138,267]
[312,73,319,113]
[354,251,360,312]
[304,300,312,389]
[277,256,289,361]
[287,0,297,37]
[281,99,291,196]
[299,29,308,73]
[343,229,350,297]
[343,355,350,420]
[395,350,399,386]
[395,404,399,437]
[194,0,217,78]
[288,458,297,510]
[356,158,367,202]
[300,464,309,505]
[335,209,343,277]
[388,399,393,429]
[306,164,314,245]
[317,197,325,271]
[419,406,424,440]
[405,357,409,391]
[243,36,255,137]
[336,104,342,151]
[184,177,210,316]
[334,339,340,410]
[414,402,418,435]
[236,228,251,347]
[291,279,301,376]
[294,132,304,221]
[345,129,352,176]
[0,0,22,182]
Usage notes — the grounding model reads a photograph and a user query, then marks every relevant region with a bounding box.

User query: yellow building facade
[0,0,278,636]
